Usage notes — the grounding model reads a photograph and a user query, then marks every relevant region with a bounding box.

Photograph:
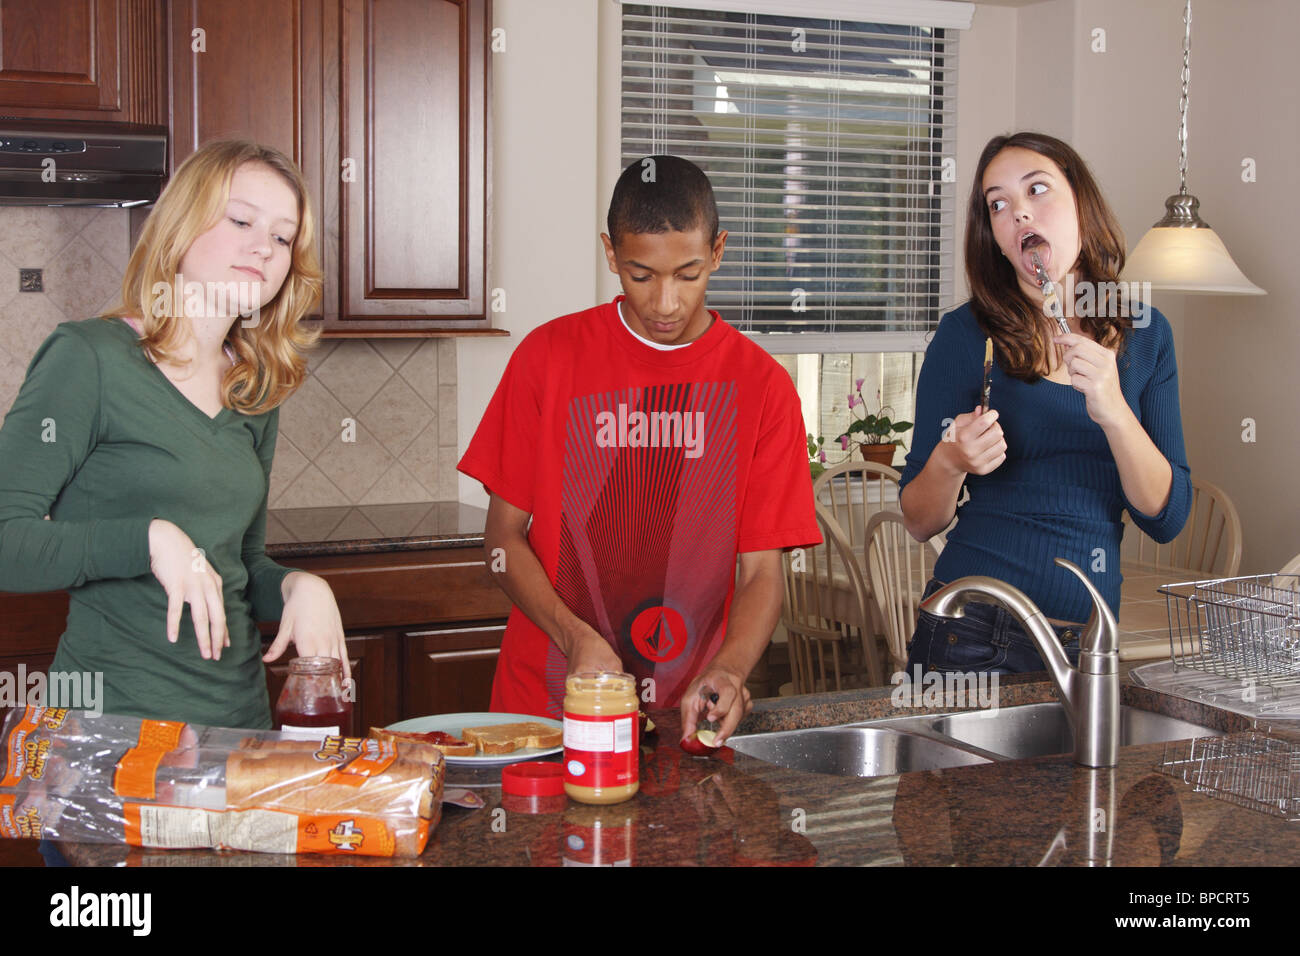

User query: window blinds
[620,4,958,346]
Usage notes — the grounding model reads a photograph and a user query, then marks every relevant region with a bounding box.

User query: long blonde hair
[106,140,323,415]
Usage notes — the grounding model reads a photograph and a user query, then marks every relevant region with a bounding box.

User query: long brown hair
[966,132,1130,381]
[105,140,322,414]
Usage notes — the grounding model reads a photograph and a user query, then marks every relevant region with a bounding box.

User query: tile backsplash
[0,207,458,508]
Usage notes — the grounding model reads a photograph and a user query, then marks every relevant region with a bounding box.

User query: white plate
[384,711,563,765]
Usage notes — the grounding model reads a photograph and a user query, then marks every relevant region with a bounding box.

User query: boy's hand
[563,622,624,677]
[680,662,752,746]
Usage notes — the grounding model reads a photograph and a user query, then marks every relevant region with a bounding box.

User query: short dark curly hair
[606,155,719,249]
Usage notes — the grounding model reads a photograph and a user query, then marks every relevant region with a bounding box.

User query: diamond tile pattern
[0,209,459,508]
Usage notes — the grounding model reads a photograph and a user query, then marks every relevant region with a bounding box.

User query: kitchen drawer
[283,548,511,630]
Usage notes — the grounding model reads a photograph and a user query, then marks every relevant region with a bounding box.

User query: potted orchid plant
[837,381,912,468]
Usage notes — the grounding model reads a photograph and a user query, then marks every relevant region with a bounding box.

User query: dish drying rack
[1130,572,1300,718]
[1156,730,1300,821]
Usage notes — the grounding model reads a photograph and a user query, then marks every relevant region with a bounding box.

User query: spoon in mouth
[1030,250,1071,337]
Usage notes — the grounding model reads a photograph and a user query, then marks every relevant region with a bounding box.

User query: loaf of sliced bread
[460,721,562,755]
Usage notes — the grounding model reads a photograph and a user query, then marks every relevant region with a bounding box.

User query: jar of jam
[563,671,639,805]
[274,657,351,738]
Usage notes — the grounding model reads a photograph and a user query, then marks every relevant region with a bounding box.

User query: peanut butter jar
[562,671,639,804]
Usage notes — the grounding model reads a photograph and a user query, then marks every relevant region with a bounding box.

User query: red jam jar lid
[502,761,566,798]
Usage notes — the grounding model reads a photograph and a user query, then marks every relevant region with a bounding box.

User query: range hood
[0,123,166,206]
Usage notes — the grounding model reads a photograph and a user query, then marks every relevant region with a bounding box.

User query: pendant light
[1120,1,1264,295]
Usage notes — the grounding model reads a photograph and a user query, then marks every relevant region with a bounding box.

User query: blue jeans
[905,578,1082,677]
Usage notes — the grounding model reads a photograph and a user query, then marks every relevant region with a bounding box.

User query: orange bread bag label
[0,707,44,788]
[122,802,425,857]
[322,736,398,787]
[113,720,188,799]
[1,793,42,838]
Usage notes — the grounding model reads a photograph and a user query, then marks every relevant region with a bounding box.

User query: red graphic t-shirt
[458,297,821,717]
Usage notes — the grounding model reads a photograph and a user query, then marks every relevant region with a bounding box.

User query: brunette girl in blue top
[899,132,1191,676]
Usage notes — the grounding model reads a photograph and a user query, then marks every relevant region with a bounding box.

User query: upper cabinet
[0,0,166,125]
[337,0,488,330]
[169,0,492,335]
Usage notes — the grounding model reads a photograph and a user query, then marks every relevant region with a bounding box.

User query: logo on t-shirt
[629,604,689,663]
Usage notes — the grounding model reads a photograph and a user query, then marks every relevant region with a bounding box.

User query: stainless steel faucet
[924,558,1120,767]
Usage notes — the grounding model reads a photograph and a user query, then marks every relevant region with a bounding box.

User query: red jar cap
[502,761,566,797]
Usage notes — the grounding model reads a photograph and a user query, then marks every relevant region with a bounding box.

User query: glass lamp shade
[1120,225,1265,295]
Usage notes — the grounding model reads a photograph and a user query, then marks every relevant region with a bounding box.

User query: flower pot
[858,443,897,467]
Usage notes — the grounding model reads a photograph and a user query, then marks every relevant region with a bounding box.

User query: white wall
[1008,0,1295,572]
[457,0,604,507]
[953,3,1019,304]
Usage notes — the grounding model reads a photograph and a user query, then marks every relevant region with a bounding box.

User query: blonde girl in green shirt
[0,140,348,727]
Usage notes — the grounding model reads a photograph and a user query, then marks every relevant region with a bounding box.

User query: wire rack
[1160,573,1300,689]
[1156,731,1300,821]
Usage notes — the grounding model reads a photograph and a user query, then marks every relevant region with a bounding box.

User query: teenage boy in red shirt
[459,155,819,744]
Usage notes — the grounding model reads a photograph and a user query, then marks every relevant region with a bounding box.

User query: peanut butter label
[563,712,638,790]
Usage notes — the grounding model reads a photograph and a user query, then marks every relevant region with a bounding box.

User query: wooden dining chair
[1121,476,1243,577]
[865,511,940,675]
[812,461,901,676]
[779,505,883,694]
[813,460,903,551]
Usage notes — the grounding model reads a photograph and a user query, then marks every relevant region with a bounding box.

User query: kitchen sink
[927,702,1223,760]
[727,726,994,777]
[730,702,1225,777]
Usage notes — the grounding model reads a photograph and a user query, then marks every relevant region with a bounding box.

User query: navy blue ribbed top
[899,302,1192,623]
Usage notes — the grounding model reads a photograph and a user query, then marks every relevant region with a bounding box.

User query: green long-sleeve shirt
[0,317,295,727]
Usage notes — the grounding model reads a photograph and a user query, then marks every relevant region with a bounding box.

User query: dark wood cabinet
[282,544,509,717]
[334,0,489,332]
[404,623,504,716]
[0,0,165,124]
[166,0,333,321]
[166,0,492,335]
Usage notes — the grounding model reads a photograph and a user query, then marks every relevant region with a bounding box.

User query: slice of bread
[370,727,477,757]
[460,721,562,755]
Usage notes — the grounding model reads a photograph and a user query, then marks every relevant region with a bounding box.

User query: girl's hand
[942,406,1006,476]
[264,572,351,684]
[148,518,229,660]
[1054,333,1128,429]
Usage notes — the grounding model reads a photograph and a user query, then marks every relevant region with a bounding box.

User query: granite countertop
[264,500,488,558]
[12,674,1300,868]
